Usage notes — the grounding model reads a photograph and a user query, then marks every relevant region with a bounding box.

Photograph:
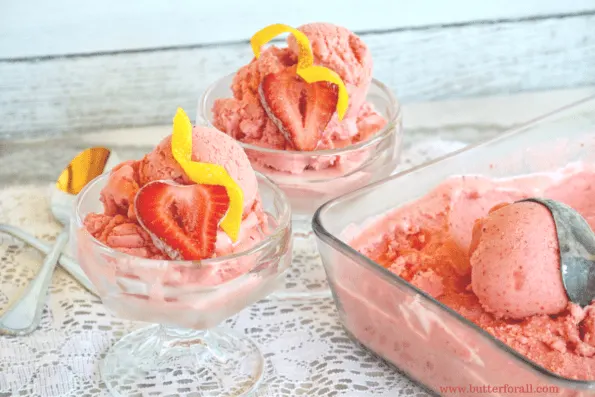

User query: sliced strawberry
[134,181,230,260]
[259,69,338,151]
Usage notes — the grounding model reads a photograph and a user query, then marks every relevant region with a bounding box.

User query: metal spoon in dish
[521,198,595,307]
[0,147,117,335]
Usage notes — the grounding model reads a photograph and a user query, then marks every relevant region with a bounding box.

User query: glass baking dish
[313,95,595,396]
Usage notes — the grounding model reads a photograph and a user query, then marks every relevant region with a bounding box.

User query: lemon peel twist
[171,108,243,242]
[250,23,349,120]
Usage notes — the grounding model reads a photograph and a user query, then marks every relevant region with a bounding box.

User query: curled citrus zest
[250,23,349,120]
[171,109,193,162]
[171,108,243,241]
[251,23,313,70]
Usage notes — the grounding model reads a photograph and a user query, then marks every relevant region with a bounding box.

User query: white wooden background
[1,1,595,139]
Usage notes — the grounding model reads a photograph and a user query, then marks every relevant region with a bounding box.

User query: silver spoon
[520,198,595,307]
[0,147,117,335]
[0,224,97,296]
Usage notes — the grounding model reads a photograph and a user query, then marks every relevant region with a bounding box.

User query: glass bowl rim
[312,95,595,389]
[198,73,401,156]
[74,171,292,267]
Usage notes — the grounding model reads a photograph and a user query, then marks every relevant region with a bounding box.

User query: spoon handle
[0,224,98,296]
[0,230,69,335]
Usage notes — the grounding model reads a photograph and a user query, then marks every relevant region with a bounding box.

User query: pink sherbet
[231,47,297,102]
[347,164,595,380]
[137,126,258,213]
[88,125,267,261]
[212,94,386,174]
[211,97,289,150]
[84,213,167,259]
[212,94,385,152]
[288,22,373,119]
[470,201,568,319]
[210,23,386,175]
[411,270,444,298]
[100,160,141,220]
[214,196,271,256]
[100,126,258,215]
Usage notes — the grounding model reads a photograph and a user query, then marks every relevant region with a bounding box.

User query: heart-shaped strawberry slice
[259,69,338,151]
[135,181,230,260]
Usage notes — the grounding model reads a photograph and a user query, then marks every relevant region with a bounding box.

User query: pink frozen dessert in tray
[347,164,595,382]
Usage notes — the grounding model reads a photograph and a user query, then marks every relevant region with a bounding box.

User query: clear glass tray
[314,95,595,396]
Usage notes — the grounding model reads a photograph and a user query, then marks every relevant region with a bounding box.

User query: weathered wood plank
[2,0,594,59]
[3,87,593,185]
[73,87,595,148]
[5,88,594,182]
[1,14,594,139]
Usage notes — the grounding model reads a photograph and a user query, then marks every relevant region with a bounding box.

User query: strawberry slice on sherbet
[135,181,230,261]
[259,68,339,151]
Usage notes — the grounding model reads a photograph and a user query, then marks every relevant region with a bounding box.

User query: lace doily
[0,139,466,397]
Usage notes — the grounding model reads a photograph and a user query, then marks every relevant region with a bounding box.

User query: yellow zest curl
[251,23,349,120]
[172,108,243,241]
[251,23,313,70]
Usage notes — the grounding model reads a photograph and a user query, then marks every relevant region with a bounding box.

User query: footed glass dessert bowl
[72,172,291,397]
[198,74,402,298]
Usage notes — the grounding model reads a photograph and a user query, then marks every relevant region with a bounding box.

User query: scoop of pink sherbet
[100,160,141,220]
[93,125,263,261]
[212,95,384,153]
[470,201,568,319]
[101,126,258,217]
[231,47,297,102]
[211,97,289,150]
[85,213,167,259]
[210,23,385,174]
[212,96,386,174]
[288,22,373,118]
[135,125,258,213]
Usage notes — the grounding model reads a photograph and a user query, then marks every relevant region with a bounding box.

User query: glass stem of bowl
[158,326,233,362]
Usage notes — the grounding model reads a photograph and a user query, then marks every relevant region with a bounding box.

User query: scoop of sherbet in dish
[470,201,569,319]
[470,197,595,320]
[72,112,294,397]
[85,123,268,263]
[104,126,258,215]
[211,22,387,171]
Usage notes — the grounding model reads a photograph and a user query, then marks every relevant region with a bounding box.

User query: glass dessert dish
[313,96,595,396]
[198,74,402,298]
[72,172,291,397]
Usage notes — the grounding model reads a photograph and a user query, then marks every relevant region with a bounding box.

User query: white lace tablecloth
[0,139,466,397]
